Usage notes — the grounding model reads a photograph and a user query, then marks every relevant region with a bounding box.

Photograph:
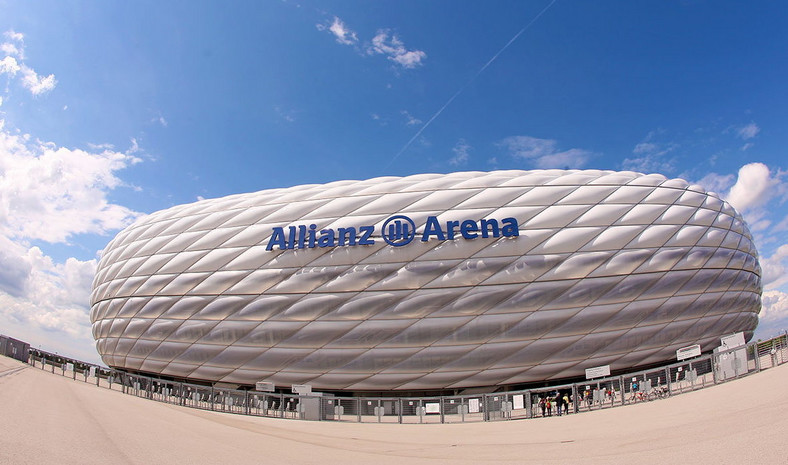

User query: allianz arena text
[90,170,762,392]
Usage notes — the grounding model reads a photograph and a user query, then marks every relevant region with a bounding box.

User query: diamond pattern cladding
[90,169,761,391]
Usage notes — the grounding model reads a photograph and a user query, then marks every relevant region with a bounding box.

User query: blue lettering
[446,220,460,239]
[337,227,357,246]
[358,226,375,245]
[270,215,519,251]
[297,225,307,249]
[480,218,499,238]
[421,216,445,241]
[266,227,287,251]
[501,217,519,237]
[318,229,336,247]
[460,220,478,239]
[287,226,297,249]
[307,224,317,248]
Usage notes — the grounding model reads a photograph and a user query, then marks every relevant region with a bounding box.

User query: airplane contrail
[387,0,558,168]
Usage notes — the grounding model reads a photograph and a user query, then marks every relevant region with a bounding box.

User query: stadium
[89,169,762,393]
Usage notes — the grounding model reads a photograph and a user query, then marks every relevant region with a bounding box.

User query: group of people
[536,392,571,416]
[536,387,619,416]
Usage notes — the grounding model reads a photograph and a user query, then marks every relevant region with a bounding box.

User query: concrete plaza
[0,355,784,464]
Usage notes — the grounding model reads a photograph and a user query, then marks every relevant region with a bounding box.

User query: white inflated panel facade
[90,170,761,391]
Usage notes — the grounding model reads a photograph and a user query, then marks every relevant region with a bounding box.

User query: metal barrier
[19,332,788,424]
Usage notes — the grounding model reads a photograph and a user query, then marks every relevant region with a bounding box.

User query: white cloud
[0,249,98,360]
[367,31,426,69]
[0,55,20,74]
[0,241,96,313]
[760,290,788,323]
[0,235,31,297]
[695,172,735,196]
[498,135,591,169]
[317,18,427,70]
[401,110,422,126]
[1,30,57,96]
[633,142,658,155]
[0,121,142,361]
[87,142,115,151]
[0,30,141,362]
[20,65,56,95]
[726,163,784,214]
[0,125,142,243]
[736,122,760,140]
[317,16,358,46]
[695,163,788,243]
[1,42,19,56]
[695,163,788,236]
[761,244,788,290]
[4,30,24,43]
[622,133,677,174]
[755,289,788,340]
[329,17,357,45]
[0,212,119,363]
[449,139,471,166]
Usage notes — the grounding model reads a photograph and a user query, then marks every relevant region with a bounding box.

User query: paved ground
[0,355,784,464]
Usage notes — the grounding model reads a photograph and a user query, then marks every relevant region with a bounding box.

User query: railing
[20,332,788,424]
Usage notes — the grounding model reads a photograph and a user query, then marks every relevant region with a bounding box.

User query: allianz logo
[265,215,519,251]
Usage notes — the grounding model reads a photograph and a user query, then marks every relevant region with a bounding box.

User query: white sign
[585,365,611,379]
[720,332,745,350]
[676,344,701,361]
[425,402,440,414]
[291,384,312,395]
[513,394,524,410]
[468,398,480,413]
[255,381,275,392]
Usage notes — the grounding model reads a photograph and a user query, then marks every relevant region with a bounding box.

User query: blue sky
[0,1,786,363]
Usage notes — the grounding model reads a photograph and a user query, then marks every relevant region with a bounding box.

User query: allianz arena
[90,169,761,392]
